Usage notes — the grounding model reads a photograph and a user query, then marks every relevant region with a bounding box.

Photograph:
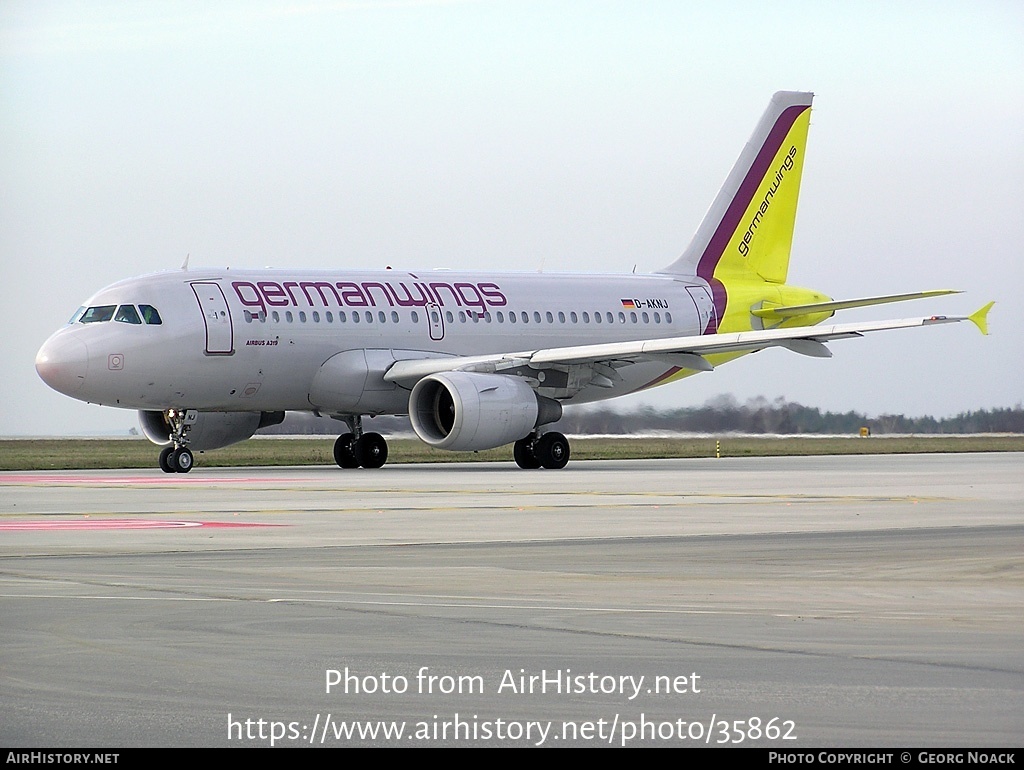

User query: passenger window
[273,311,281,323]
[379,311,386,323]
[391,311,399,323]
[313,311,320,323]
[411,311,419,323]
[80,305,116,323]
[665,312,672,324]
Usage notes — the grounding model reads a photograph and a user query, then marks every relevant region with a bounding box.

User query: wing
[383,304,994,387]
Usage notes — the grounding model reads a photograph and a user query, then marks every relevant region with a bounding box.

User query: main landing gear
[158,445,194,474]
[333,416,388,469]
[158,409,194,474]
[513,431,570,470]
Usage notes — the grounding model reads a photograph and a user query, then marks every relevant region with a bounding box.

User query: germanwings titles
[35,92,992,472]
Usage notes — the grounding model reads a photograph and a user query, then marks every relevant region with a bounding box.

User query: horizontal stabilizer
[751,290,960,319]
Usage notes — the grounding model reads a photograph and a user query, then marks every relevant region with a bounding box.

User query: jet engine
[138,410,285,450]
[408,372,561,451]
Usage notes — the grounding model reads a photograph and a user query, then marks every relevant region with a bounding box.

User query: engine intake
[409,372,561,451]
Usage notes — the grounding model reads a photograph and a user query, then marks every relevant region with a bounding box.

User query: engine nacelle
[138,410,285,450]
[409,372,561,451]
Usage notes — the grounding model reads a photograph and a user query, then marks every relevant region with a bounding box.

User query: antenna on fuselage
[181,253,190,271]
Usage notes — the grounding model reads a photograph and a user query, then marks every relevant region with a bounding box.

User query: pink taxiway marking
[0,474,315,486]
[0,520,282,531]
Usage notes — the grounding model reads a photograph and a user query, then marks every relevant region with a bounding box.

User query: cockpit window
[115,305,142,324]
[139,305,162,325]
[80,305,117,323]
[68,307,85,325]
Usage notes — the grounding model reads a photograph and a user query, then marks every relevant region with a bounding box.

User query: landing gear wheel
[172,447,194,473]
[535,432,570,470]
[355,432,388,469]
[333,433,359,468]
[513,437,541,469]
[159,446,177,473]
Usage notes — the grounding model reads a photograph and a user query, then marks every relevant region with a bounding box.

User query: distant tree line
[260,395,1024,436]
[553,395,1024,434]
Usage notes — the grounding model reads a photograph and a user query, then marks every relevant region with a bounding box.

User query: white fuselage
[36,268,717,416]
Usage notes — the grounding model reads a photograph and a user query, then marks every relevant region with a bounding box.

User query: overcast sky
[2,0,1022,436]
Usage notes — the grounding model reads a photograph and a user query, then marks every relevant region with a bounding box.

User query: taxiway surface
[1,453,1022,746]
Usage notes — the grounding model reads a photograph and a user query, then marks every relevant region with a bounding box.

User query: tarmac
[1,453,1022,746]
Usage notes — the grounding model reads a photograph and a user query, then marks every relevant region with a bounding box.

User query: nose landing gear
[158,445,194,473]
[157,409,195,473]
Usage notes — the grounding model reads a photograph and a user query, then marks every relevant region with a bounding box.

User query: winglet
[967,301,995,336]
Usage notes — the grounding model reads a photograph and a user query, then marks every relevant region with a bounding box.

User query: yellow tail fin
[660,92,814,331]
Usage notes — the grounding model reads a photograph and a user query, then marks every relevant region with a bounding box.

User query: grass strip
[2,435,1022,471]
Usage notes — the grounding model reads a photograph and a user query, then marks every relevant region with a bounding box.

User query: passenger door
[191,282,234,355]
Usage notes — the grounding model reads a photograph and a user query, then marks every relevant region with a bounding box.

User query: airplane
[35,91,992,473]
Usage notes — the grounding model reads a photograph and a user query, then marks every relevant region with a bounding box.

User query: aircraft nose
[35,334,89,396]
